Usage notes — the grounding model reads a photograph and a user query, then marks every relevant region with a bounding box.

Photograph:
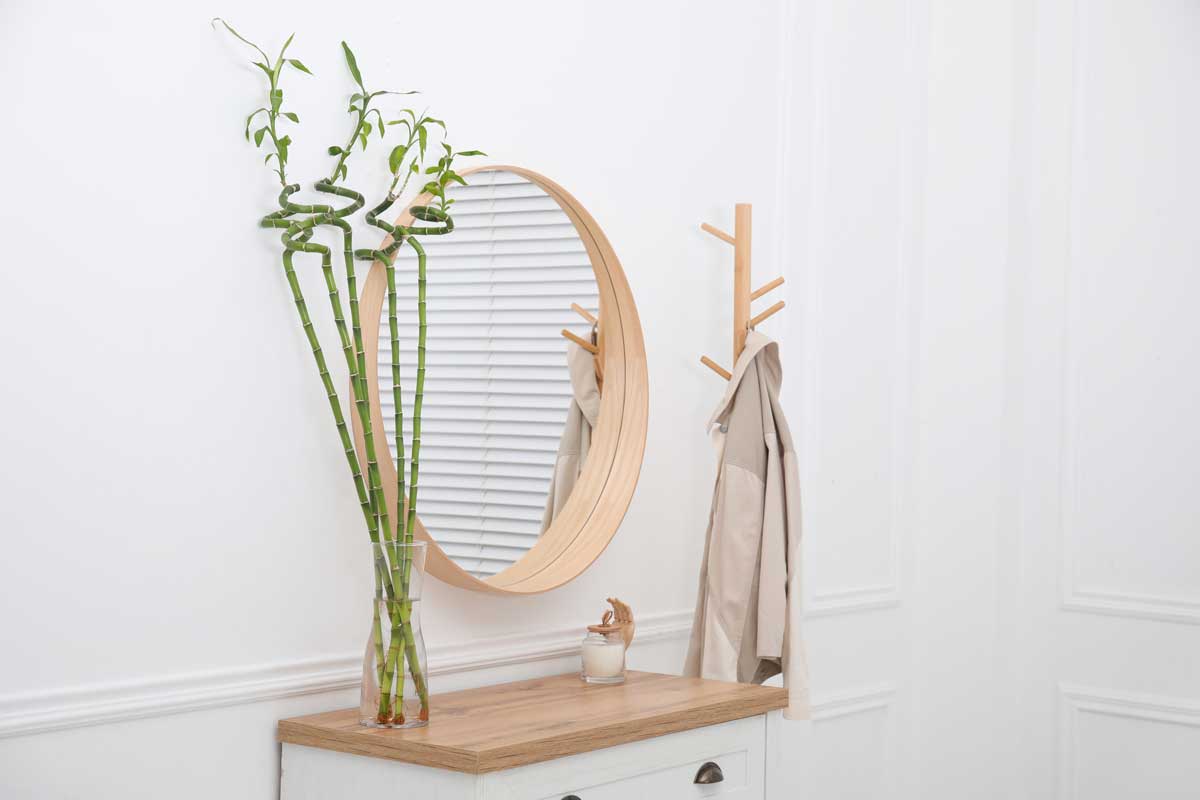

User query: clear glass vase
[360,540,429,728]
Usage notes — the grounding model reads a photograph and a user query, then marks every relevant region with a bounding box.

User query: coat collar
[706,330,781,428]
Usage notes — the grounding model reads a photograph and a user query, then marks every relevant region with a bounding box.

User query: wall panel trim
[792,0,924,619]
[1056,0,1200,626]
[0,610,693,739]
[1058,683,1200,799]
[811,683,896,721]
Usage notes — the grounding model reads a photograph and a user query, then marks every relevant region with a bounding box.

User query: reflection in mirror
[379,170,601,579]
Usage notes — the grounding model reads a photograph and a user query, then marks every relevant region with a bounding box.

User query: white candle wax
[581,638,625,679]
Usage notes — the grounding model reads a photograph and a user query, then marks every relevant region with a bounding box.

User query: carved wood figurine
[605,597,635,649]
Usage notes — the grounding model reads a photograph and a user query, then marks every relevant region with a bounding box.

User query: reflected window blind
[379,171,599,580]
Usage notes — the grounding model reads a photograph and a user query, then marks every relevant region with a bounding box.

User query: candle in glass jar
[581,631,626,684]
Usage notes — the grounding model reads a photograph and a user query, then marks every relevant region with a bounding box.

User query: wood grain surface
[277,671,788,774]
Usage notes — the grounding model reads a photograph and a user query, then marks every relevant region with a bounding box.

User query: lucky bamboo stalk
[218,21,480,727]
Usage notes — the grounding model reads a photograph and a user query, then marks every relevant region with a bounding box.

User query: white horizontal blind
[378,170,599,579]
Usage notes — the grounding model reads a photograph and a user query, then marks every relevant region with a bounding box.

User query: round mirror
[353,166,646,594]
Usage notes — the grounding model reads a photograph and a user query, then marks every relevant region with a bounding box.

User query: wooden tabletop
[277,670,788,774]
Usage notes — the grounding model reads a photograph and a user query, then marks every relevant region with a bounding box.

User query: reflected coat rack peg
[561,302,604,390]
[698,203,785,379]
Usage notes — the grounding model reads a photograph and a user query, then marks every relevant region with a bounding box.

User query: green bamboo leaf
[252,61,272,79]
[388,144,408,174]
[417,126,427,157]
[424,165,439,175]
[244,108,267,139]
[455,149,485,157]
[253,126,268,146]
[278,135,291,164]
[362,121,373,138]
[350,92,363,103]
[278,32,295,59]
[270,89,283,112]
[443,170,466,186]
[341,41,364,89]
[211,18,271,65]
[287,58,312,75]
[328,145,344,155]
[282,111,299,123]
[359,132,369,151]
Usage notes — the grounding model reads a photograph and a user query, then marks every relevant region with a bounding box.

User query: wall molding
[1058,683,1200,799]
[794,0,922,618]
[811,683,896,722]
[807,585,901,617]
[0,609,693,740]
[1061,588,1200,626]
[1056,0,1200,626]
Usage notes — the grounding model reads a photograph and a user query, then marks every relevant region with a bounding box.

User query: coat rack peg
[566,303,604,387]
[748,300,785,329]
[697,203,788,379]
[700,222,736,246]
[562,328,599,355]
[571,303,598,324]
[750,276,785,301]
[700,356,732,381]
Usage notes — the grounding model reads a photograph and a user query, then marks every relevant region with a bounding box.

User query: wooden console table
[279,670,789,798]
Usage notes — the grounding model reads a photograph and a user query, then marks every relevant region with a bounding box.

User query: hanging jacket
[540,340,601,533]
[683,330,808,719]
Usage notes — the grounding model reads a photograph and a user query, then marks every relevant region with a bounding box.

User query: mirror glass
[378,170,602,579]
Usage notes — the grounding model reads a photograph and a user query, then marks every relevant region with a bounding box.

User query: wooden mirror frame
[351,165,647,594]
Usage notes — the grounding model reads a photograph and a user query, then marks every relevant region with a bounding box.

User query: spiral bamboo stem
[354,195,415,719]
[278,188,396,563]
[274,186,412,722]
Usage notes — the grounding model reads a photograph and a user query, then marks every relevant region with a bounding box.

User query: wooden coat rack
[699,203,785,380]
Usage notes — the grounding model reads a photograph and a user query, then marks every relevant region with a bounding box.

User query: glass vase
[360,540,429,728]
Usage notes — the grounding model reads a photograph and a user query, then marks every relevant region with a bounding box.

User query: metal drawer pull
[694,761,725,784]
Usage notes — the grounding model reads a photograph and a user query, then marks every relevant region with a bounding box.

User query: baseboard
[0,610,693,739]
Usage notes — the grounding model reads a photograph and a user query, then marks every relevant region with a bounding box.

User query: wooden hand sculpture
[606,597,636,650]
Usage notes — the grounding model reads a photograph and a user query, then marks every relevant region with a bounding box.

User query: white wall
[1014,1,1200,798]
[0,1,786,796]
[3,1,1198,798]
[774,0,1023,794]
[776,1,1200,799]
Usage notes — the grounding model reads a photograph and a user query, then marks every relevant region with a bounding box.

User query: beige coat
[541,341,601,533]
[683,331,808,719]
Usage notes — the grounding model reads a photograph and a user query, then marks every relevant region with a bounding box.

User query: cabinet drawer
[483,715,766,800]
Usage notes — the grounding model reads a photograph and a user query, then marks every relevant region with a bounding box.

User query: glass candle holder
[581,628,626,684]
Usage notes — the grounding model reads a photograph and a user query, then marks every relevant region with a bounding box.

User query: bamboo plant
[215,20,482,725]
